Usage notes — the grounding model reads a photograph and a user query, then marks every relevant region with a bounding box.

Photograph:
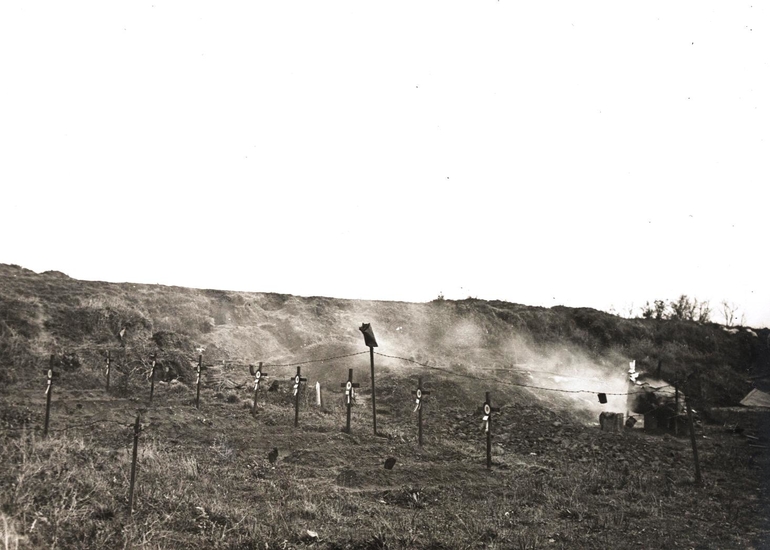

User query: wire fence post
[674,379,680,436]
[686,397,702,485]
[291,367,307,428]
[359,323,379,435]
[195,353,203,409]
[43,355,57,438]
[128,412,142,514]
[341,368,360,434]
[412,377,431,446]
[250,362,267,415]
[106,350,111,392]
[149,353,157,403]
[479,391,500,469]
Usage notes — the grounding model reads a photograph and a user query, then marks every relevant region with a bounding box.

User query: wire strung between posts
[261,351,368,368]
[0,418,143,435]
[373,352,665,396]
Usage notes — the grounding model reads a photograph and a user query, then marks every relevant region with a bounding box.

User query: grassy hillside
[1,263,767,409]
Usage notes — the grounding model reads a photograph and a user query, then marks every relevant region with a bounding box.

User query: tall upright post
[106,350,111,392]
[686,398,702,484]
[369,346,377,435]
[291,367,307,428]
[128,412,142,514]
[359,323,379,435]
[195,354,202,409]
[43,355,56,438]
[149,353,157,403]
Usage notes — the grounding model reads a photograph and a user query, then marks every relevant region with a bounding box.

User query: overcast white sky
[1,1,768,327]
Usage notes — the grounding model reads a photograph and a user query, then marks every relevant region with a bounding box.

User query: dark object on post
[359,323,379,435]
[599,412,625,432]
[359,323,378,348]
[384,457,396,470]
[598,393,607,404]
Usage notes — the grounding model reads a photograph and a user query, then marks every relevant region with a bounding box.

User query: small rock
[384,457,396,470]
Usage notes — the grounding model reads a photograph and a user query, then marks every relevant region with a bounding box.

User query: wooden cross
[477,392,501,469]
[291,366,307,427]
[340,368,360,433]
[249,362,268,414]
[412,377,431,446]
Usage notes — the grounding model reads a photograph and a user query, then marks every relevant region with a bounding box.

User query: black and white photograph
[1,1,768,548]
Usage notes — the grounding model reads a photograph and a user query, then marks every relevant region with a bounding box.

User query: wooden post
[686,398,702,484]
[341,369,360,434]
[43,355,57,438]
[195,354,202,409]
[106,350,111,392]
[291,367,307,428]
[315,381,323,407]
[674,381,680,436]
[149,353,157,403]
[412,377,431,446]
[479,392,500,469]
[250,362,267,414]
[359,324,379,436]
[128,413,141,513]
[369,346,377,435]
